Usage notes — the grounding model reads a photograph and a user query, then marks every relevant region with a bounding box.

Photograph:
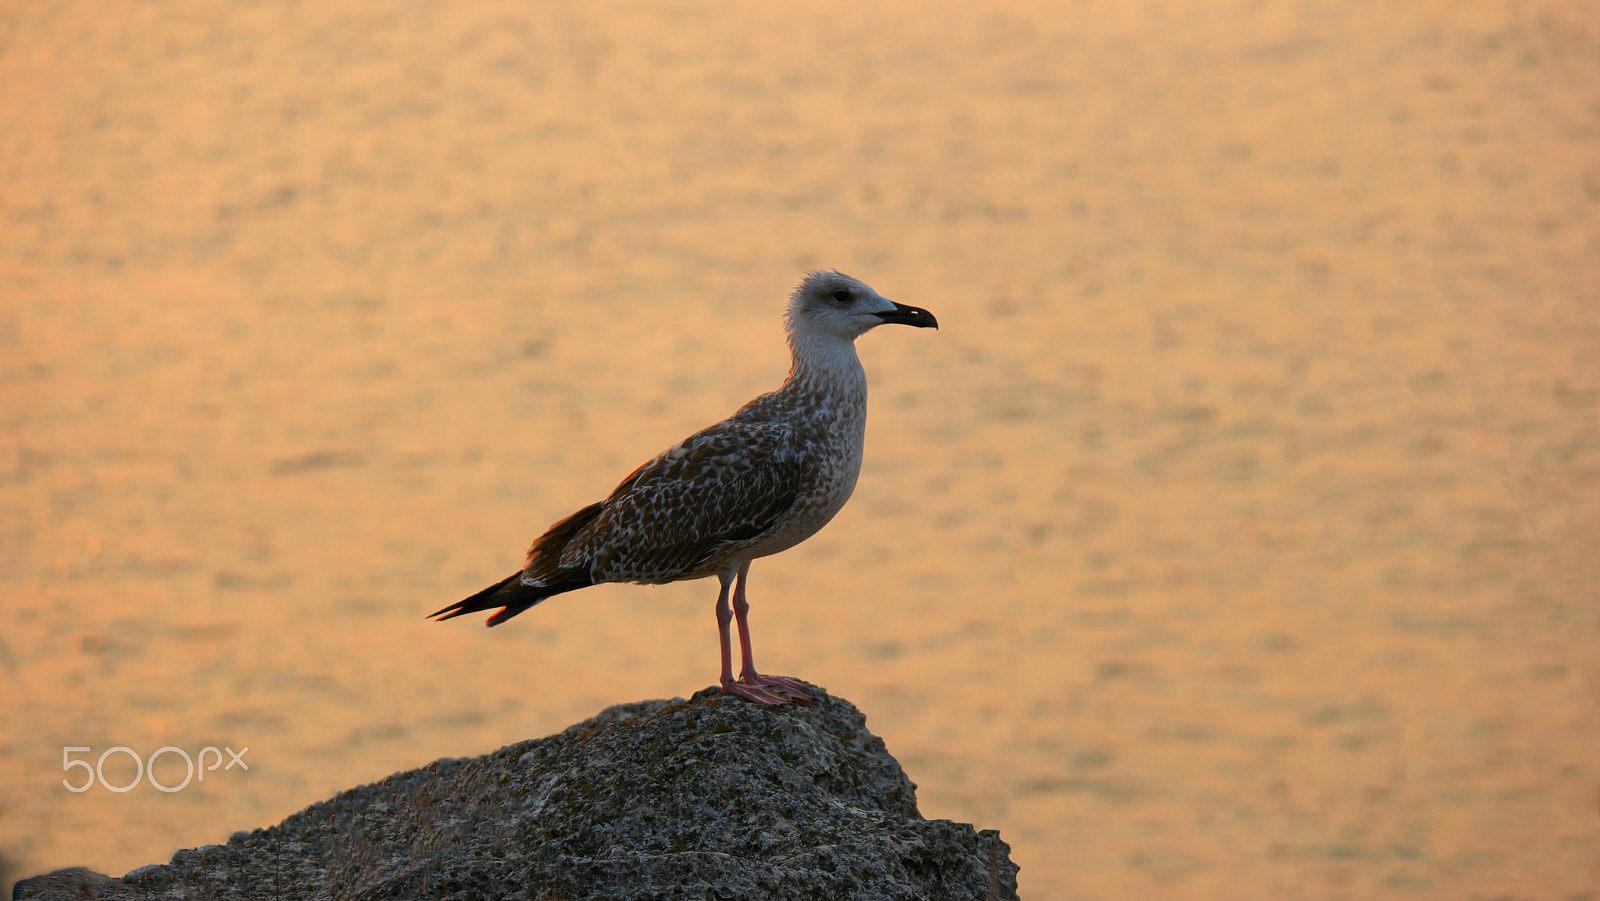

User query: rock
[15,687,1019,900]
[9,867,135,901]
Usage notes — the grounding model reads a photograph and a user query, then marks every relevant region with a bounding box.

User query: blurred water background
[3,2,1597,897]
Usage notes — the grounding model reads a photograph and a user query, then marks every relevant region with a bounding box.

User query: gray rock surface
[15,687,1019,900]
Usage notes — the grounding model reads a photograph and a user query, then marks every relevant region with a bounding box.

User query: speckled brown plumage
[430,271,936,705]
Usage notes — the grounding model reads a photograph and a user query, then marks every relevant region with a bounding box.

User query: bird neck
[783,330,867,402]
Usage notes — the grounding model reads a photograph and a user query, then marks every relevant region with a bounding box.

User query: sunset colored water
[3,2,1597,897]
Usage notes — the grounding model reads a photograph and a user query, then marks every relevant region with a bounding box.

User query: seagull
[429,271,937,706]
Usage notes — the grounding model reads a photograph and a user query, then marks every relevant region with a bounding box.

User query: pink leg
[730,561,814,704]
[715,569,794,706]
[714,572,738,694]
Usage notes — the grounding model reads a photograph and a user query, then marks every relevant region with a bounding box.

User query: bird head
[785,271,938,341]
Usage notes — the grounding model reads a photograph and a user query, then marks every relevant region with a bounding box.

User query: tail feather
[430,499,607,627]
[428,571,593,626]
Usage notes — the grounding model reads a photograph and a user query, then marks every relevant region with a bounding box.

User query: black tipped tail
[428,571,593,627]
[427,571,524,623]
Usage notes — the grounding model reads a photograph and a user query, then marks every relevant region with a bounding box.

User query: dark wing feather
[562,420,808,583]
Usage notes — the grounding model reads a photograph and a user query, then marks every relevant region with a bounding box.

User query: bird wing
[559,418,808,583]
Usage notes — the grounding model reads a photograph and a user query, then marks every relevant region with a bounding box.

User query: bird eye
[831,289,853,305]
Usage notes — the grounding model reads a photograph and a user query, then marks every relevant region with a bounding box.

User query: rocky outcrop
[16,687,1019,900]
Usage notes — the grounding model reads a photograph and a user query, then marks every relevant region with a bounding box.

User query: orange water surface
[3,2,1598,898]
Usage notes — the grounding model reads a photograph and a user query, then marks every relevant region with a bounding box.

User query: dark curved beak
[875,301,938,329]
